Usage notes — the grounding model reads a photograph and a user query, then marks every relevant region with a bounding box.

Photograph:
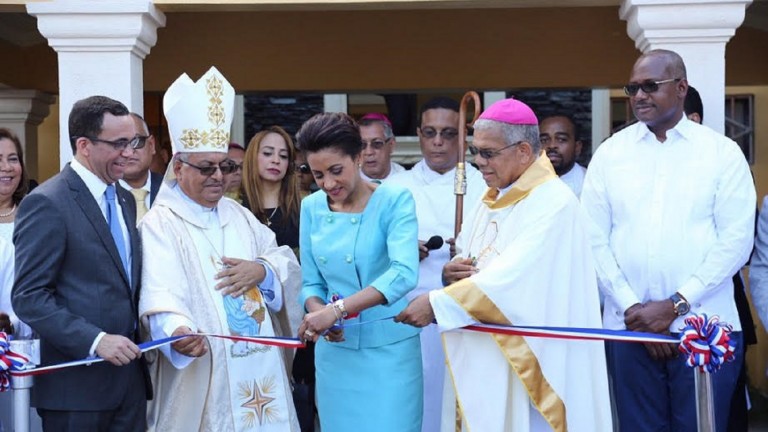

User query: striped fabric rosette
[0,332,31,391]
[678,314,736,373]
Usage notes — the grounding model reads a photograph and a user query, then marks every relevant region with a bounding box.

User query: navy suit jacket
[12,164,148,410]
[149,171,163,207]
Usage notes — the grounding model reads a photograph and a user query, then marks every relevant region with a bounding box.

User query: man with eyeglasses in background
[138,67,300,431]
[358,112,404,183]
[118,113,162,224]
[397,97,612,432]
[12,95,151,431]
[389,96,485,432]
[224,142,245,203]
[581,49,755,432]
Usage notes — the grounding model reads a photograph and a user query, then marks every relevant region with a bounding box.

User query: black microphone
[424,235,444,251]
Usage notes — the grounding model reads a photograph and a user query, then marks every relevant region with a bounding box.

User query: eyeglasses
[296,163,311,174]
[623,78,681,96]
[468,141,523,160]
[75,135,148,151]
[229,161,243,172]
[419,127,459,140]
[180,159,237,176]
[362,138,391,150]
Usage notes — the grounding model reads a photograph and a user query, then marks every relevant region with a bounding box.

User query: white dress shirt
[559,163,586,197]
[581,116,755,331]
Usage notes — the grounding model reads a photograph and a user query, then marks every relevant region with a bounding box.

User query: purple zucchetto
[359,112,393,127]
[478,98,538,125]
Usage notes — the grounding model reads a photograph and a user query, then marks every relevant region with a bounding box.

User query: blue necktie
[106,184,130,283]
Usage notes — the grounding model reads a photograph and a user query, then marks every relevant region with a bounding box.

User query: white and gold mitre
[163,66,234,155]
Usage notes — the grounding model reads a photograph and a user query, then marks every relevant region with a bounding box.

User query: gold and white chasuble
[139,185,300,432]
[430,156,613,432]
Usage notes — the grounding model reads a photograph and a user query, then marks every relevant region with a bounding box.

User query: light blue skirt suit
[299,183,423,432]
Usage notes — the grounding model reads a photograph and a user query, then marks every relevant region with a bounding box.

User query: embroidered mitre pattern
[179,75,230,150]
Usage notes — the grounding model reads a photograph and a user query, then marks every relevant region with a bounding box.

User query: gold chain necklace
[266,207,278,226]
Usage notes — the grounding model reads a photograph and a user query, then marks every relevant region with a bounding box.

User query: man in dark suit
[12,95,148,431]
[119,113,162,223]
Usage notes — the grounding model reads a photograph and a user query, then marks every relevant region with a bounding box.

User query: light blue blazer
[299,183,421,349]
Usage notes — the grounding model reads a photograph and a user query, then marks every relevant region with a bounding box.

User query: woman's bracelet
[332,299,349,319]
[326,302,342,321]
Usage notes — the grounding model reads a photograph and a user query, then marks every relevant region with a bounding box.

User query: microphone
[424,235,444,251]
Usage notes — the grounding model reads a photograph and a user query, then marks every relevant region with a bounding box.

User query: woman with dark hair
[0,128,31,339]
[0,128,29,243]
[243,126,302,250]
[296,112,422,432]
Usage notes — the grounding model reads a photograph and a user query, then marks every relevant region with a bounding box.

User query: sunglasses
[468,141,523,160]
[362,138,391,150]
[76,135,148,151]
[296,163,311,174]
[420,127,459,140]
[180,159,238,176]
[623,78,680,96]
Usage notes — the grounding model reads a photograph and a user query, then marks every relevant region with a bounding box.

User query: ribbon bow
[678,314,736,373]
[0,332,31,391]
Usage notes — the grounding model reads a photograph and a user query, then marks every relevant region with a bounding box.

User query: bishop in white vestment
[397,98,612,432]
[139,67,300,432]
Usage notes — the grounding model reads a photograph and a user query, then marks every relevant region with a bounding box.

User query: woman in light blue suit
[296,112,422,432]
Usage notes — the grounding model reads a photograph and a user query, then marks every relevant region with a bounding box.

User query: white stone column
[232,94,245,145]
[591,88,611,151]
[483,91,506,109]
[27,0,166,167]
[324,94,348,113]
[620,0,751,134]
[0,89,56,179]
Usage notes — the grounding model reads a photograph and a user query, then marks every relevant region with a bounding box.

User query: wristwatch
[669,293,690,316]
[333,299,349,319]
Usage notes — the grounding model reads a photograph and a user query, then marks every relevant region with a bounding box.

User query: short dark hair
[130,112,150,135]
[68,96,130,153]
[0,128,28,205]
[296,112,363,158]
[684,85,703,120]
[418,97,459,126]
[541,114,581,140]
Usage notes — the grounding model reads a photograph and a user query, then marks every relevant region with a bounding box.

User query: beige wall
[733,84,768,392]
[741,85,768,199]
[1,7,766,94]
[36,98,59,182]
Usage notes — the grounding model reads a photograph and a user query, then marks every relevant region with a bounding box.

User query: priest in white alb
[396,98,612,432]
[388,97,486,432]
[138,67,300,431]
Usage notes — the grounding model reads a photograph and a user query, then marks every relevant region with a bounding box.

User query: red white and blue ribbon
[337,317,679,344]
[7,313,732,383]
[198,333,304,349]
[0,332,32,391]
[461,322,678,344]
[9,333,303,379]
[678,314,736,373]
